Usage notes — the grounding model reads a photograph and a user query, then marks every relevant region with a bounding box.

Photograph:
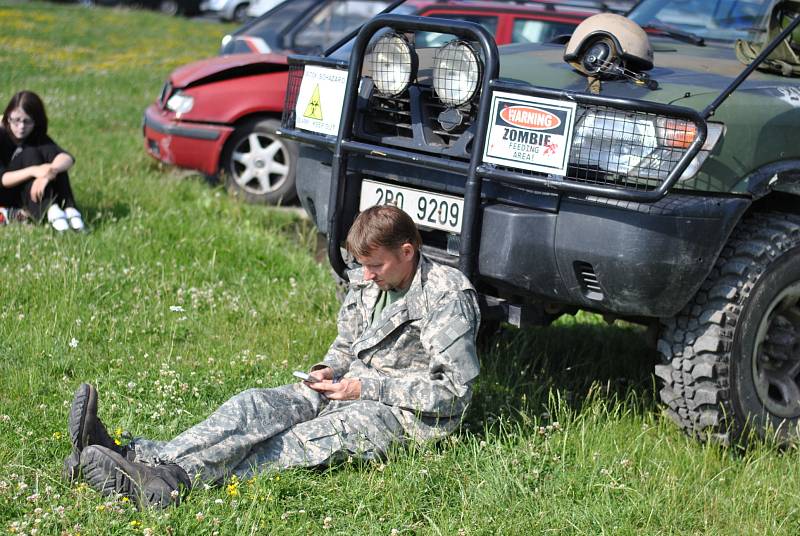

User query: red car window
[511,17,579,43]
[415,13,499,47]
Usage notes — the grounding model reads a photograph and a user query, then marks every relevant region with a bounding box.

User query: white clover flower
[195,512,205,521]
[170,305,185,312]
[69,338,78,348]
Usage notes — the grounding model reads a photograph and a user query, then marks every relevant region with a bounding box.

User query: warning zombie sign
[294,66,348,136]
[482,91,576,176]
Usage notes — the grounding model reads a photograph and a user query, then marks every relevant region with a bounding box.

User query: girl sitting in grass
[0,90,85,231]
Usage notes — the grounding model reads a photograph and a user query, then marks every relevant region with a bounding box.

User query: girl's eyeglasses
[8,117,34,126]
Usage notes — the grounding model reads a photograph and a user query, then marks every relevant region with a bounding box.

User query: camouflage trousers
[132,383,404,483]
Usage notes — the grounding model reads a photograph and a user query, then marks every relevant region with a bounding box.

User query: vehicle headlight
[572,112,717,182]
[166,91,194,114]
[433,40,481,107]
[367,32,414,97]
[572,111,658,176]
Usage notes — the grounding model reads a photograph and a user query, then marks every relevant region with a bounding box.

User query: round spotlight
[367,32,414,97]
[433,40,481,107]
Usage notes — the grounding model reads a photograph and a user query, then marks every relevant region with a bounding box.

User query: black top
[0,126,73,178]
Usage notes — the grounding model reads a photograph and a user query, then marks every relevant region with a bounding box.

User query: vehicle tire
[221,119,298,205]
[656,212,800,445]
[159,0,179,15]
[232,2,249,22]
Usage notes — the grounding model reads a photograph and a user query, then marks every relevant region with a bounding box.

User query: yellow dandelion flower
[52,431,62,440]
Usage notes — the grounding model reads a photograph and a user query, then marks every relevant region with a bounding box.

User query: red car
[143,0,602,204]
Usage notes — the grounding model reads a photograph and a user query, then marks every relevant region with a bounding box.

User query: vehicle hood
[499,40,800,109]
[170,53,289,89]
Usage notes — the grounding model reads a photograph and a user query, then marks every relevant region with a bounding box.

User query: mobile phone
[293,371,313,382]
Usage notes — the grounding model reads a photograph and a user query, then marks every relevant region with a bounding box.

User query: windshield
[628,0,774,42]
[292,0,390,53]
[241,0,320,39]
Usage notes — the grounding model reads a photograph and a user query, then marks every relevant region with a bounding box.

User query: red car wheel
[222,118,298,205]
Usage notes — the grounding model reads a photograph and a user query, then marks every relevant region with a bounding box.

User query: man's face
[357,243,417,291]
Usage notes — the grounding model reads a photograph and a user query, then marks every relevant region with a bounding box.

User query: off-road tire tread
[657,212,800,443]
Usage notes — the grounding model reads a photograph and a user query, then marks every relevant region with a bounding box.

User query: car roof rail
[427,0,625,13]
[505,0,623,14]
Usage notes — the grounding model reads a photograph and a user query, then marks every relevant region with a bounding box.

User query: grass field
[2,2,800,534]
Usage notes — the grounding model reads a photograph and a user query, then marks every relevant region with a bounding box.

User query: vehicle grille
[362,88,477,152]
[281,64,305,129]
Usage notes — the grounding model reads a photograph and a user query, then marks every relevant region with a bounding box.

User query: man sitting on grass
[65,204,480,508]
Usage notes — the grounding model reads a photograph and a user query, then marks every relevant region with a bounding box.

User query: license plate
[359,180,464,234]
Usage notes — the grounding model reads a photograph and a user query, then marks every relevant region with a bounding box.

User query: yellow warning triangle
[303,85,323,120]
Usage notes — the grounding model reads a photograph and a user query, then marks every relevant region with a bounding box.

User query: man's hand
[308,366,334,382]
[306,378,362,401]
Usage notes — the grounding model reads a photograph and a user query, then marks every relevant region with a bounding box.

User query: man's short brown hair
[346,205,422,258]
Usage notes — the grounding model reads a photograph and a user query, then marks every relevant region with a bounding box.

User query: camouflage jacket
[314,254,481,440]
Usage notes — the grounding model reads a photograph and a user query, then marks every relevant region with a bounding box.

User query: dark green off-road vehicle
[279,0,800,444]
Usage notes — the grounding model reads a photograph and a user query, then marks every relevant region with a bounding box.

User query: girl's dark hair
[2,90,48,143]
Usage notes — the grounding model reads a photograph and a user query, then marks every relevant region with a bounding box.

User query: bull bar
[278,14,709,281]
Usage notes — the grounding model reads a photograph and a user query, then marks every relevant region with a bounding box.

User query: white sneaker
[47,204,69,232]
[64,207,85,232]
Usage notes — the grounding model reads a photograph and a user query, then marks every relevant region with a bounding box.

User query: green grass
[2,2,800,534]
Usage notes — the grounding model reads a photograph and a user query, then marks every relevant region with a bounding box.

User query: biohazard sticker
[483,91,577,176]
[294,66,348,136]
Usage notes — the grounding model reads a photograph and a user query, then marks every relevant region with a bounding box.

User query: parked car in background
[221,0,389,55]
[200,0,283,22]
[144,0,601,204]
[246,0,290,18]
[80,0,202,16]
[223,0,606,55]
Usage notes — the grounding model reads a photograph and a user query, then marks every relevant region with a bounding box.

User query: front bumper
[296,144,749,319]
[142,104,233,176]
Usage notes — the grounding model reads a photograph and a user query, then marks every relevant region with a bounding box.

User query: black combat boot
[63,383,133,481]
[80,445,192,509]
